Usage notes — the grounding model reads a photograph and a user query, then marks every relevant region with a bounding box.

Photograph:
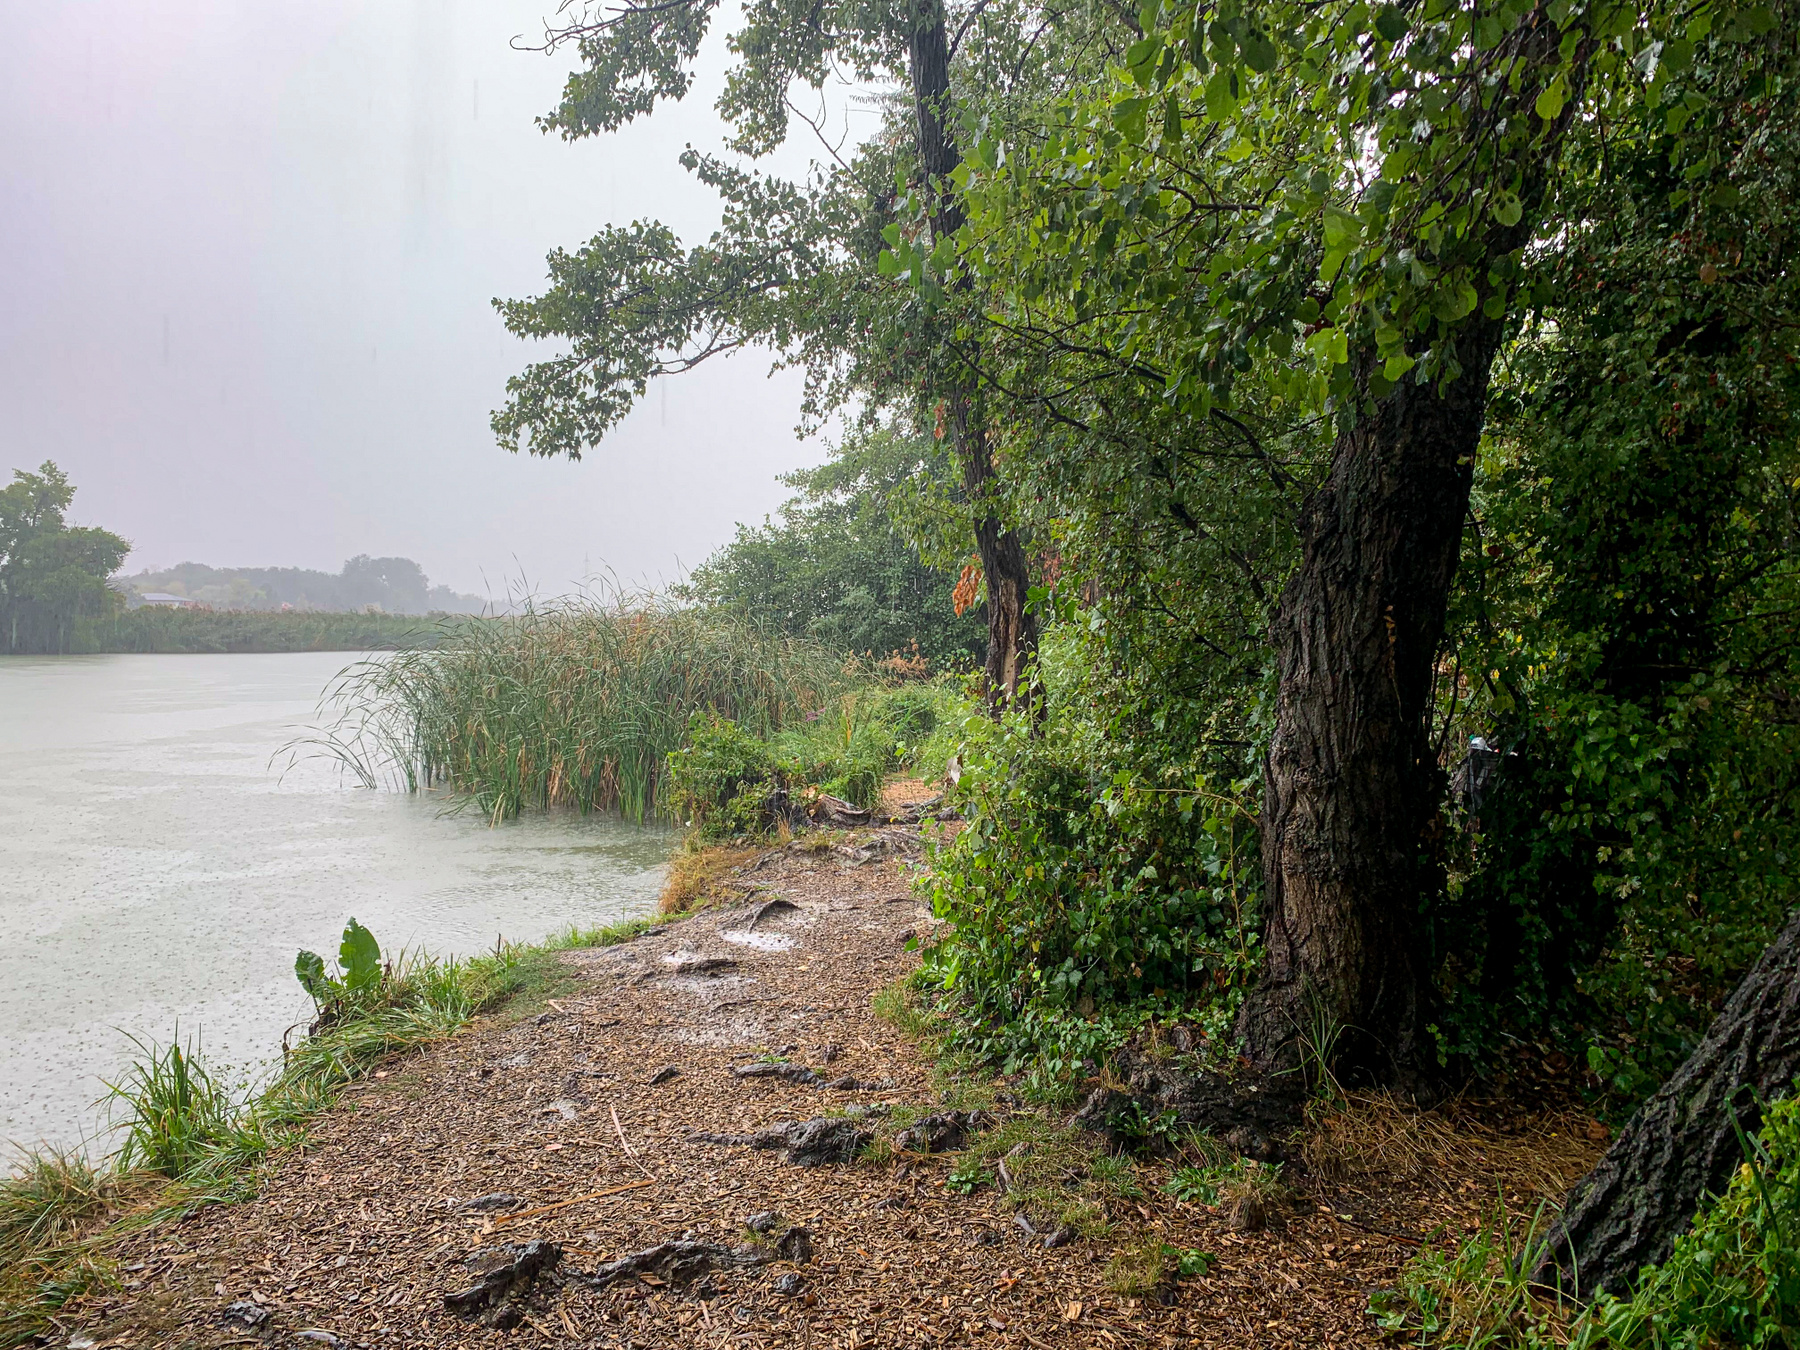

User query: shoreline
[27,826,1602,1350]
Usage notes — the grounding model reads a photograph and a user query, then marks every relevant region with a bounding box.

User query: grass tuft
[0,1153,122,1267]
[659,842,759,914]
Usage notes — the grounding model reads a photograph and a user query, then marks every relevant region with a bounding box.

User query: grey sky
[1,0,840,598]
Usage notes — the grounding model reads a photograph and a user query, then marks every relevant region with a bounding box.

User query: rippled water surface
[0,652,671,1150]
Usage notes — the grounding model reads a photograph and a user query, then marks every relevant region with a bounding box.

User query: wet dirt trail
[67,828,1596,1349]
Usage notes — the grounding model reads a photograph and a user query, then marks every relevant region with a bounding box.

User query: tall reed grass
[309,596,845,822]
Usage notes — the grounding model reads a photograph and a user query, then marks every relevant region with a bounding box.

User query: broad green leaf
[1113,97,1150,143]
[1204,67,1237,121]
[1240,29,1277,73]
[1374,7,1409,42]
[1383,352,1416,381]
[1306,326,1348,365]
[340,917,382,993]
[295,950,328,999]
[1490,192,1524,227]
[1322,205,1362,249]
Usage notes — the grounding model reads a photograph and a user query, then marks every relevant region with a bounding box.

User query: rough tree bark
[1237,335,1510,1088]
[1237,15,1585,1089]
[1535,909,1800,1297]
[906,0,1038,707]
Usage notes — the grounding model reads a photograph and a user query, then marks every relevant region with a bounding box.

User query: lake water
[0,652,671,1152]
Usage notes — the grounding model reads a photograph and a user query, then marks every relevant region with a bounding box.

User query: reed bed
[309,597,846,823]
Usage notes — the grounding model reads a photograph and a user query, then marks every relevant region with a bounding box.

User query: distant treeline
[66,608,480,654]
[121,556,485,616]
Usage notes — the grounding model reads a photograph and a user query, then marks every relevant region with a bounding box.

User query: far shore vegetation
[1,461,486,656]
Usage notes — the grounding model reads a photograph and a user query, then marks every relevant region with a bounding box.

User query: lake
[0,651,671,1152]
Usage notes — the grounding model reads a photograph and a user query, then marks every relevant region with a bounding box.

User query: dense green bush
[1429,233,1800,1101]
[664,712,798,838]
[915,624,1263,1083]
[663,681,955,840]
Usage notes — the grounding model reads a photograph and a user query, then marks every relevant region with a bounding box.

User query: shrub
[664,681,958,840]
[664,712,797,838]
[915,697,1262,1082]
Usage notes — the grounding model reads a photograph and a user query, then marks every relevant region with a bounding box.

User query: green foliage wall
[684,431,983,669]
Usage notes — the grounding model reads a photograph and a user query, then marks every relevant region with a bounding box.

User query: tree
[683,428,984,665]
[338,555,431,614]
[1537,910,1800,1296]
[947,0,1783,1088]
[490,0,1133,706]
[0,462,131,654]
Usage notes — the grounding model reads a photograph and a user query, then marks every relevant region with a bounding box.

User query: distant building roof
[137,592,200,608]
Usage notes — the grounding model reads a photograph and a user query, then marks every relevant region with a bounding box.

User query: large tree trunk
[907,0,1037,707]
[1535,909,1800,1297]
[1237,12,1584,1089]
[1236,337,1508,1089]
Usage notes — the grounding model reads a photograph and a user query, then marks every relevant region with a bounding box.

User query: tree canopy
[0,462,131,655]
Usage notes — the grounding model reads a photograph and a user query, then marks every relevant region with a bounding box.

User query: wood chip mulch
[63,829,1604,1349]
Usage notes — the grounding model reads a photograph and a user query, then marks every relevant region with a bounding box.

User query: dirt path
[67,830,1597,1349]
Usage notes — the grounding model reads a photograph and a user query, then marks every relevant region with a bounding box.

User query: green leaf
[1112,97,1150,143]
[1204,67,1237,121]
[1322,204,1362,249]
[1491,191,1523,227]
[339,918,382,993]
[1125,36,1160,70]
[1535,73,1568,122]
[1240,29,1277,74]
[295,950,328,999]
[877,248,899,277]
[1383,352,1416,381]
[1306,326,1348,365]
[1373,8,1408,42]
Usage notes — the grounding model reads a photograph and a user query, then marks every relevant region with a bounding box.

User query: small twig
[612,1103,656,1180]
[489,1178,657,1227]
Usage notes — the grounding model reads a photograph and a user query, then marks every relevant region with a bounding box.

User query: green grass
[309,595,848,823]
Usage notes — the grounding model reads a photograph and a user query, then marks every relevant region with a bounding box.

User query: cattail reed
[310,595,843,822]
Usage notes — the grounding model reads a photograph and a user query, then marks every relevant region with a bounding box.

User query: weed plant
[307,595,846,823]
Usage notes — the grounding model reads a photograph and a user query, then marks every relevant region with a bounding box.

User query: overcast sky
[1,0,848,598]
